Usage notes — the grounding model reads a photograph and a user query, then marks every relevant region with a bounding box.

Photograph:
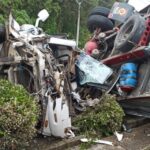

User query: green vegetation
[0,0,118,47]
[0,79,40,149]
[73,94,125,138]
[80,140,95,150]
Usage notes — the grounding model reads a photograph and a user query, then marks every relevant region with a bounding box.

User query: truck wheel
[87,15,114,33]
[88,6,115,24]
[89,6,110,17]
[114,14,145,52]
[0,24,5,43]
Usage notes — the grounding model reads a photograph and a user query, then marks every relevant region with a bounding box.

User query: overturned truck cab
[0,11,76,138]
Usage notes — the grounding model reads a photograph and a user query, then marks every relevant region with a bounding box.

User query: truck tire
[87,15,114,33]
[0,24,5,43]
[114,14,145,52]
[89,6,110,17]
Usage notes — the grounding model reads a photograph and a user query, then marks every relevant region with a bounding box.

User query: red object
[138,17,150,46]
[102,47,145,66]
[84,40,98,55]
[120,86,134,92]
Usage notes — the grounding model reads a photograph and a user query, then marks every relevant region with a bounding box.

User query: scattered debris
[80,138,113,146]
[86,98,100,107]
[122,124,133,133]
[114,131,123,142]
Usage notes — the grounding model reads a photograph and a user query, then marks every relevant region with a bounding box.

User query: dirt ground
[29,123,150,150]
[86,123,150,150]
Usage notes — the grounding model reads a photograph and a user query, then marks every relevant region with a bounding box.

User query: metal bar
[102,47,146,66]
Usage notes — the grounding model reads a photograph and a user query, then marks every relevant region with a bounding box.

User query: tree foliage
[0,0,118,46]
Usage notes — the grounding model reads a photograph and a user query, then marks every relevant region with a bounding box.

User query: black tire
[114,14,145,52]
[0,24,5,43]
[87,15,114,33]
[89,6,110,17]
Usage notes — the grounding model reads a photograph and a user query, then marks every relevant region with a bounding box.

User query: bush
[0,79,40,149]
[73,94,125,137]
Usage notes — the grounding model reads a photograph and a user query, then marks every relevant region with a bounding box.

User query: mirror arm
[35,18,40,27]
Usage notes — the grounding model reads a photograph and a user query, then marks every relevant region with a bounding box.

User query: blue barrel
[119,63,138,91]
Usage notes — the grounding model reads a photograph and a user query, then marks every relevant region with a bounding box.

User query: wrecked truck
[0,0,149,140]
[0,9,77,138]
[81,1,150,117]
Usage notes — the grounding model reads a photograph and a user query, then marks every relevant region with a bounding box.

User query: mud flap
[43,96,73,138]
[42,102,52,136]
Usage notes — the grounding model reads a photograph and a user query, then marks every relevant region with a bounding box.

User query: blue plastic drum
[119,63,138,92]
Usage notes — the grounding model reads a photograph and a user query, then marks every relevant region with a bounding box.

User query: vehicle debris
[80,138,113,146]
[84,1,150,118]
[0,9,76,138]
[75,53,113,85]
[114,131,123,142]
[0,0,149,143]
